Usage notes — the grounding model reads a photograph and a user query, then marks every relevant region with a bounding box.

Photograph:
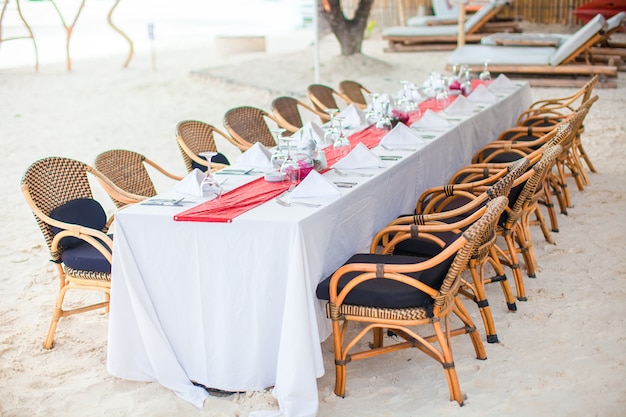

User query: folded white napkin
[333,142,385,169]
[174,168,205,197]
[289,170,341,199]
[488,74,517,91]
[294,121,325,145]
[467,84,498,104]
[380,122,426,147]
[443,95,479,116]
[411,109,453,129]
[395,84,425,103]
[337,104,365,129]
[236,142,272,169]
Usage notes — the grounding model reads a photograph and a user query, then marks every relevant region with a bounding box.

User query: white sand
[2,3,626,416]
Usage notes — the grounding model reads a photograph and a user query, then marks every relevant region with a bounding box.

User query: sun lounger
[445,13,618,87]
[407,0,521,33]
[383,0,513,52]
[480,12,626,68]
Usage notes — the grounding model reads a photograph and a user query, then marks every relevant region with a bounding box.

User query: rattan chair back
[176,120,241,171]
[223,106,279,148]
[338,80,371,109]
[307,84,349,113]
[271,96,329,133]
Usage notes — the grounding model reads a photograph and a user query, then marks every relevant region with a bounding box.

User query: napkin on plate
[174,168,205,197]
[467,84,498,104]
[443,95,479,116]
[411,109,453,129]
[236,142,273,169]
[380,122,427,147]
[337,103,366,128]
[333,142,385,169]
[488,74,517,91]
[288,170,341,199]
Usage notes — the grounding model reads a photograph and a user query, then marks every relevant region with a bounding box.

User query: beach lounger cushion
[549,13,606,65]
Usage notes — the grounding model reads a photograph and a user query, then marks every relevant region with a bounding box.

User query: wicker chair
[223,106,281,149]
[20,156,138,349]
[271,96,329,133]
[516,76,600,180]
[374,159,528,343]
[175,120,234,172]
[306,83,350,114]
[316,196,508,405]
[95,149,183,209]
[338,80,371,110]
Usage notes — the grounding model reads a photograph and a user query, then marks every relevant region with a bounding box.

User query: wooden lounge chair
[383,0,512,52]
[20,157,141,349]
[445,14,619,87]
[480,12,626,68]
[94,149,183,208]
[316,196,508,405]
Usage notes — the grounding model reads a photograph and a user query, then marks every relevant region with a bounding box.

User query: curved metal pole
[107,0,133,68]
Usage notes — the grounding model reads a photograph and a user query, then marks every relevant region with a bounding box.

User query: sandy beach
[1,1,626,416]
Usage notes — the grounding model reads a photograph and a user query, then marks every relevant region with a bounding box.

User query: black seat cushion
[393,228,461,258]
[49,198,107,249]
[61,236,112,274]
[316,253,456,314]
[191,152,230,171]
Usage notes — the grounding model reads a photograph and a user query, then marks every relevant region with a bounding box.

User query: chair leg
[495,232,527,301]
[332,319,347,397]
[576,139,596,173]
[433,315,466,405]
[465,265,499,343]
[485,247,517,312]
[453,298,487,360]
[43,281,71,349]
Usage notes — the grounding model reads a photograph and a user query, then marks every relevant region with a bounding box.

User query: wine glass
[365,93,380,125]
[375,98,392,130]
[280,136,300,185]
[198,152,223,199]
[332,116,351,157]
[397,80,415,112]
[479,59,491,83]
[270,128,287,171]
[323,108,339,147]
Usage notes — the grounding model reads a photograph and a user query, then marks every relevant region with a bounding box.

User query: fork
[381,144,417,152]
[275,197,321,208]
[333,169,374,178]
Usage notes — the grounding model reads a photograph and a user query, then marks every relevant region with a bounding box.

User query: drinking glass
[479,60,491,83]
[323,108,339,147]
[375,98,392,130]
[280,136,300,185]
[270,128,287,170]
[332,116,351,157]
[198,152,223,199]
[365,93,380,125]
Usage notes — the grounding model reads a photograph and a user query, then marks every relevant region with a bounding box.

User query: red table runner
[173,86,485,223]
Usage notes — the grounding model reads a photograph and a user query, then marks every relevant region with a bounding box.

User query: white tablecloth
[107,83,532,417]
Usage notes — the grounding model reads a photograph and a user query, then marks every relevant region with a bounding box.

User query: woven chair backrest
[95,150,156,208]
[434,196,508,313]
[307,84,341,113]
[21,157,95,250]
[272,96,305,131]
[223,106,276,148]
[176,120,221,172]
[338,80,369,108]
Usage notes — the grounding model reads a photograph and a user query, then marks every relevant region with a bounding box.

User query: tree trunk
[321,0,375,56]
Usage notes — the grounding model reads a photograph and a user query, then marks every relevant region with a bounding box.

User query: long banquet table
[107,83,532,417]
